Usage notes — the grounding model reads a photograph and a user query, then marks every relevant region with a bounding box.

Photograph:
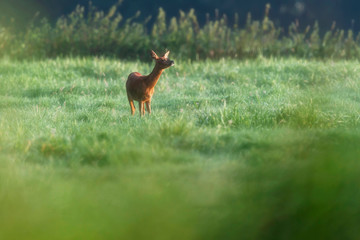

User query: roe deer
[126,50,174,116]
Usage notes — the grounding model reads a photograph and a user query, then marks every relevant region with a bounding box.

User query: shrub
[1,2,360,60]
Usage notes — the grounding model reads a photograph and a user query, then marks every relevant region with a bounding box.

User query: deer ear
[163,50,170,58]
[150,50,159,59]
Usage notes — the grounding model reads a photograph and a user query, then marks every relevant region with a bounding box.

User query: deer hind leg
[145,101,151,115]
[127,95,135,115]
[139,101,145,117]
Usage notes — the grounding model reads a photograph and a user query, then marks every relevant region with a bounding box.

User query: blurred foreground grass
[1,58,360,239]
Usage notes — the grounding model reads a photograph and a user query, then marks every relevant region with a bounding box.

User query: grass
[1,57,360,239]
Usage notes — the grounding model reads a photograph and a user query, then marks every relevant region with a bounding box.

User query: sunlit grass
[1,58,360,239]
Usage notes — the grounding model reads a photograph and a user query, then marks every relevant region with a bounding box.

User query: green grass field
[1,57,360,239]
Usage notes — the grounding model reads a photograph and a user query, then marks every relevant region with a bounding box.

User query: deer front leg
[145,101,151,115]
[128,96,135,115]
[139,101,145,117]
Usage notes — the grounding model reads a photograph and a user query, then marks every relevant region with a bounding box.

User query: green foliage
[2,3,360,59]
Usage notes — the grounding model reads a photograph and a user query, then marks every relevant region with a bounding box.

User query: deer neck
[146,63,164,89]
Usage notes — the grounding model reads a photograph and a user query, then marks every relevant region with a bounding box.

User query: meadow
[1,57,360,239]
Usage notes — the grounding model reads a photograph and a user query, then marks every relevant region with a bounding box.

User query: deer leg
[142,102,146,115]
[139,101,144,117]
[128,95,135,115]
[145,101,151,115]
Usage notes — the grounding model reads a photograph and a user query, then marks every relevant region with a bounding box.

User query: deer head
[150,50,175,69]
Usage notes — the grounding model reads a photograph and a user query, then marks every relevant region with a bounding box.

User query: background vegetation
[1,0,359,33]
[1,2,360,60]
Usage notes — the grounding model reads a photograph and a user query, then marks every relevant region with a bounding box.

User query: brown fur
[126,50,174,116]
